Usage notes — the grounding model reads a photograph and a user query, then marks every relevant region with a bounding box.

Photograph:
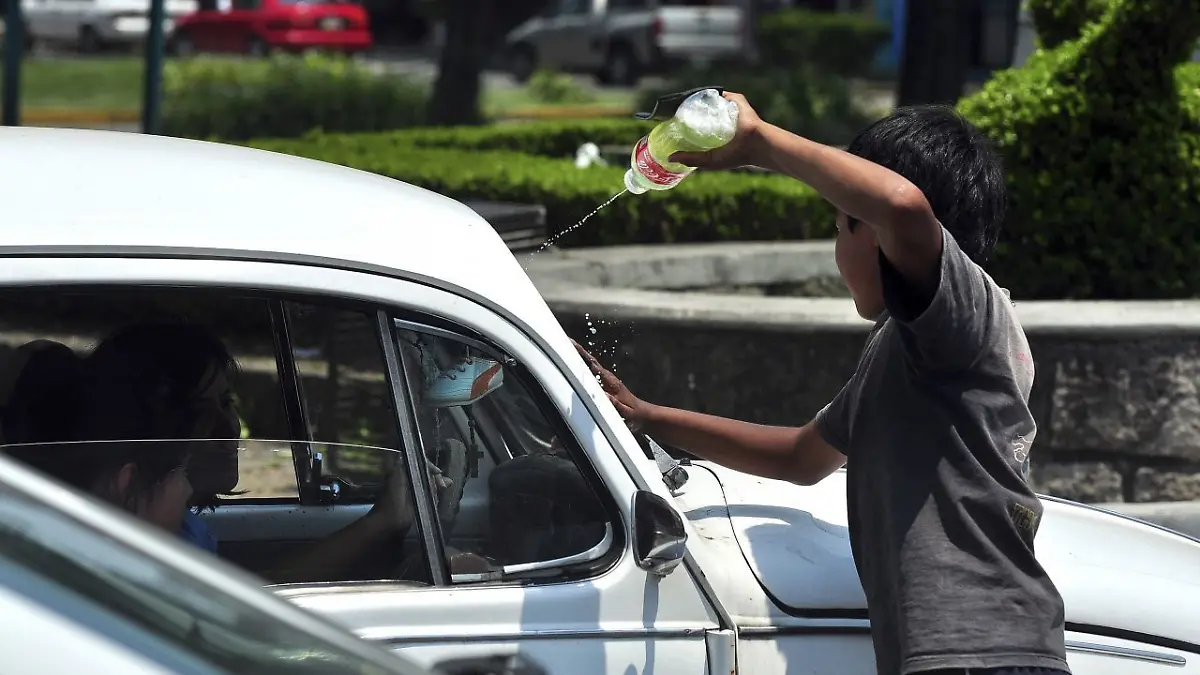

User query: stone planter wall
[528,243,1200,504]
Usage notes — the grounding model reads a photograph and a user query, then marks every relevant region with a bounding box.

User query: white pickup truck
[505,0,744,86]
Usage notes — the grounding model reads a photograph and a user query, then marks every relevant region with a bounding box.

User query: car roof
[0,127,551,328]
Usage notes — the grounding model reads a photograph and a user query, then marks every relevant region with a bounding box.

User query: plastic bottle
[624,88,740,195]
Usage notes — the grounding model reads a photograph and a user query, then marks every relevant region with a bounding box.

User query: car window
[0,288,432,587]
[391,317,614,583]
[0,480,408,675]
[285,302,401,499]
[232,0,259,9]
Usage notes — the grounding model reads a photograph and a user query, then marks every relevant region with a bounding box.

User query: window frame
[385,312,624,587]
[0,278,625,590]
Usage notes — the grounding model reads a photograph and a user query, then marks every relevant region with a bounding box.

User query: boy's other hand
[669,91,764,170]
[573,340,655,431]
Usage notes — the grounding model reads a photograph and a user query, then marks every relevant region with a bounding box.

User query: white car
[20,0,195,52]
[0,127,1197,675]
[0,452,541,675]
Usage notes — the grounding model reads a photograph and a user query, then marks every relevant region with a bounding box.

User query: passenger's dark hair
[80,321,238,442]
[1,340,83,446]
[5,322,237,509]
[845,105,1006,264]
[79,321,240,508]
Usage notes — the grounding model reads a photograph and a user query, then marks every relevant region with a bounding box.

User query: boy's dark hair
[846,105,1006,264]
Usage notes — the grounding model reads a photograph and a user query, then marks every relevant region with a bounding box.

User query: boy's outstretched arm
[576,343,846,486]
[671,93,944,294]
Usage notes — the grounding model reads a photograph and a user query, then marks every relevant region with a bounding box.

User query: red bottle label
[633,136,685,188]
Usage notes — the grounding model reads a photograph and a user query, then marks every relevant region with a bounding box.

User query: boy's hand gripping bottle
[625,87,739,195]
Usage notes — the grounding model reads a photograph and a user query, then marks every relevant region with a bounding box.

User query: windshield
[0,462,414,675]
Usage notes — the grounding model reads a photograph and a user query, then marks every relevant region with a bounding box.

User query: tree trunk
[896,0,975,107]
[427,0,491,126]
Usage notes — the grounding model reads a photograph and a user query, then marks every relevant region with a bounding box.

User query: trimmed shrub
[162,54,429,141]
[246,130,835,247]
[525,69,598,105]
[396,118,655,157]
[958,0,1200,299]
[757,9,892,78]
[1027,0,1109,48]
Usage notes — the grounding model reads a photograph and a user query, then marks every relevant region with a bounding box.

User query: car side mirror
[434,653,548,675]
[632,490,687,576]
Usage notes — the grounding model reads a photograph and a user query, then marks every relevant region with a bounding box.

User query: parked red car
[171,0,372,56]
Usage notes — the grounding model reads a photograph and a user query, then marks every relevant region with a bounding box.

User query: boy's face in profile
[834,211,885,320]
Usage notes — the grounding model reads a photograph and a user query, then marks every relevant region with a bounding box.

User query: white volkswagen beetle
[0,127,1196,675]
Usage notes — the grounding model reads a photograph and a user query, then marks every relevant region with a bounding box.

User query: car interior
[0,287,615,590]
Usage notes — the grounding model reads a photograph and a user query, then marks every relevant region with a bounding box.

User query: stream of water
[529,190,626,259]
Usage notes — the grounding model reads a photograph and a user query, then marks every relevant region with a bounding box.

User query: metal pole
[141,0,166,134]
[3,0,24,126]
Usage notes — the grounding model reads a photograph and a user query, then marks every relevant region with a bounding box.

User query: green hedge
[393,119,655,157]
[246,130,834,247]
[958,0,1200,299]
[757,9,891,78]
[162,54,429,141]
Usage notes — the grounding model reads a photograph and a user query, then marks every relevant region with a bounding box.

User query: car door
[0,259,723,675]
[258,272,723,675]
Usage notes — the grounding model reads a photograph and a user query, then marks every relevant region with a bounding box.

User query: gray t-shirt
[815,227,1069,675]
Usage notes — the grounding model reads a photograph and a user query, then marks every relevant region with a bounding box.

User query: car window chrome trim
[1066,640,1187,666]
[376,626,708,646]
[392,317,513,366]
[377,310,449,586]
[450,523,615,584]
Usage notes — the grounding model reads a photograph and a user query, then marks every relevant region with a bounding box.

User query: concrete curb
[527,242,1200,338]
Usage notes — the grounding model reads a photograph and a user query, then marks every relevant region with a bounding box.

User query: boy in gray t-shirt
[576,95,1070,675]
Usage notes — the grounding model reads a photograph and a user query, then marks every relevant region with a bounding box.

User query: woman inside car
[2,321,419,584]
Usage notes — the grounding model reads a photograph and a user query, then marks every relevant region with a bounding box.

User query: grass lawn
[1,56,145,110]
[0,55,638,120]
[483,86,636,118]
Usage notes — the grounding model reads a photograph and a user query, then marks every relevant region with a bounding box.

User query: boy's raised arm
[671,93,945,298]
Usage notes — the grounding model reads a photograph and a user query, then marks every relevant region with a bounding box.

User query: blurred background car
[505,0,745,86]
[20,0,196,53]
[170,0,371,57]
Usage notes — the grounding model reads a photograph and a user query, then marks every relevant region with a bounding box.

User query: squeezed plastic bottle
[624,88,739,195]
